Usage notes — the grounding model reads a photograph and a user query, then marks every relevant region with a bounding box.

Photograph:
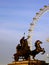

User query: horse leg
[41,50,45,54]
[41,48,45,54]
[23,53,30,60]
[33,55,36,60]
[26,56,30,60]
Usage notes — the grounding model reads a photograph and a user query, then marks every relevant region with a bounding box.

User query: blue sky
[0,0,49,65]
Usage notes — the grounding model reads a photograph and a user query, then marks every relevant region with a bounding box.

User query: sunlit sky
[0,0,49,65]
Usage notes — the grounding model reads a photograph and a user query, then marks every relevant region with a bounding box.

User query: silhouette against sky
[0,0,49,65]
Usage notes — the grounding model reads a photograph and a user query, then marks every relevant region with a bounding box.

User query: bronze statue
[30,40,45,59]
[13,36,30,61]
[13,37,45,61]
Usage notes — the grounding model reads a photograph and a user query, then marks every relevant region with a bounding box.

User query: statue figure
[20,36,25,49]
[13,35,30,61]
[16,36,25,52]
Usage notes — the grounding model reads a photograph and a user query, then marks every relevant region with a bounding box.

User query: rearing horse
[30,40,45,59]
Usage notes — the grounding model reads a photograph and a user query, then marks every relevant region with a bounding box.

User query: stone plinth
[8,60,48,65]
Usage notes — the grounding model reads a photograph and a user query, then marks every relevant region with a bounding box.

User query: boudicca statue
[13,36,45,61]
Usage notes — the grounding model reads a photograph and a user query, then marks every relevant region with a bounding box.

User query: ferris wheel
[27,5,49,50]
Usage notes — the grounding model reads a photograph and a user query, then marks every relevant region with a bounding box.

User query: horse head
[35,40,42,44]
[35,40,42,49]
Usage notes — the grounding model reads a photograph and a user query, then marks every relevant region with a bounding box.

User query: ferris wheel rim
[27,5,49,49]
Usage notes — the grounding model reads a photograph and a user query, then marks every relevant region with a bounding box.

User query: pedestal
[8,60,48,65]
